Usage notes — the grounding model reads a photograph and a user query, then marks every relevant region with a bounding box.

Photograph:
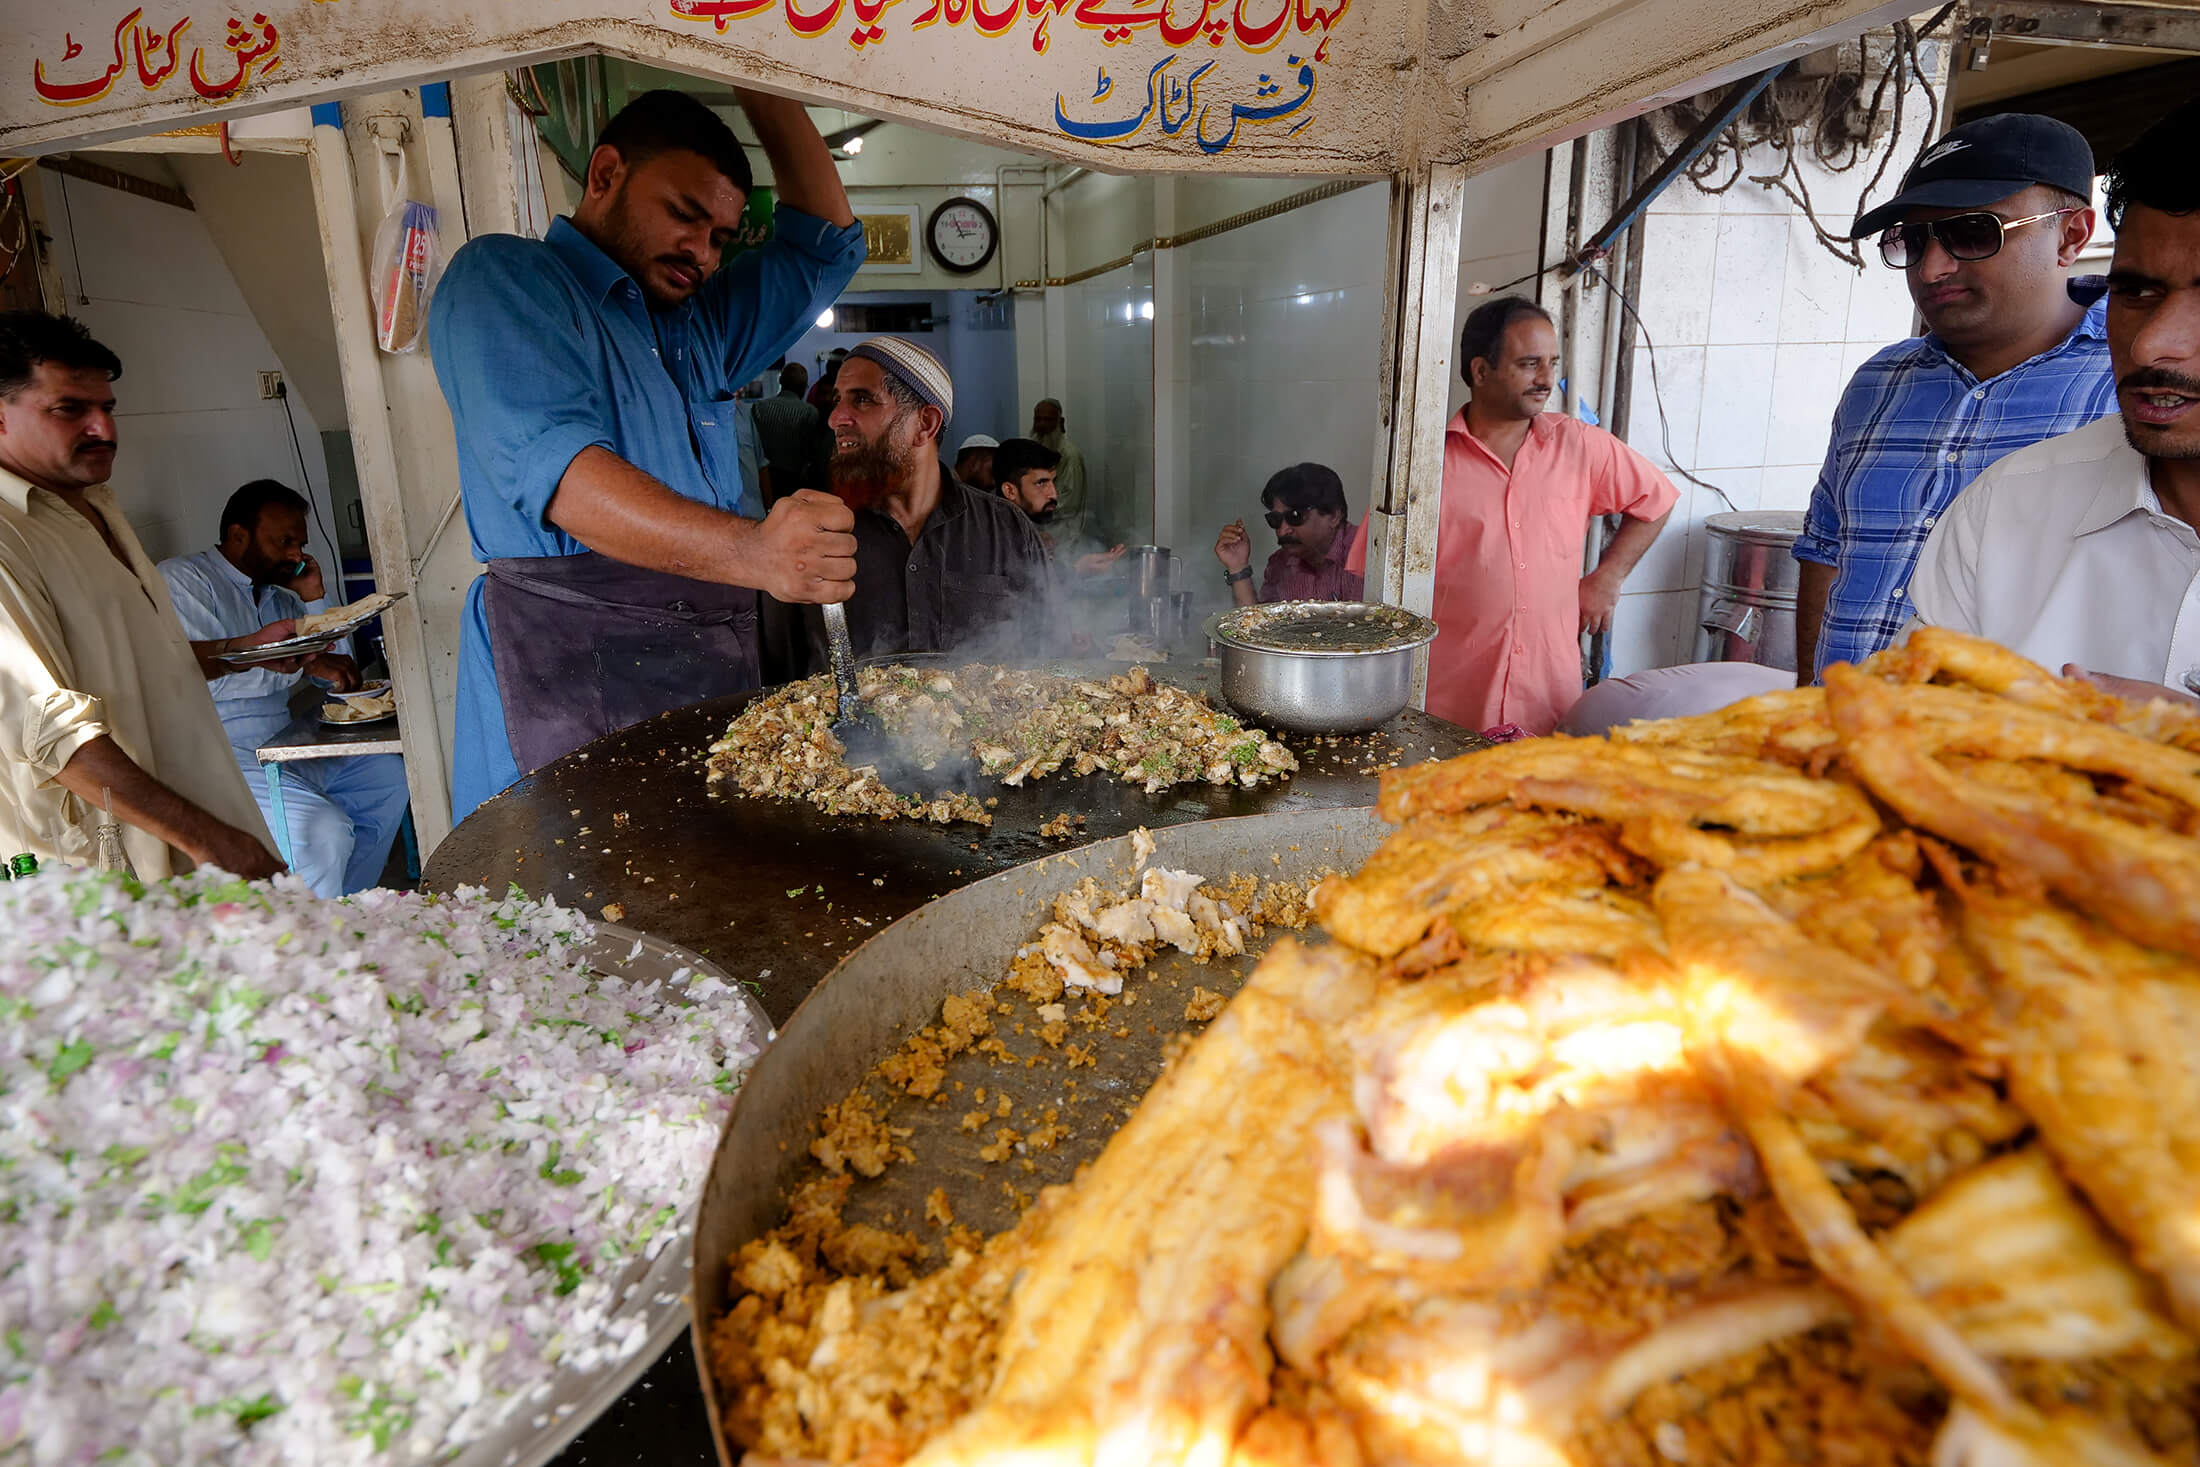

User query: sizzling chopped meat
[706,663,1297,825]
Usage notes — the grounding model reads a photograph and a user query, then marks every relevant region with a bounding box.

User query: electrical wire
[277,385,350,608]
[1584,261,1737,514]
[56,171,88,305]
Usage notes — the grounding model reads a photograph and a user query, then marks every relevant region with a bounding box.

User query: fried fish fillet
[1956,892,2200,1336]
[1377,736,1876,839]
[1607,684,1839,764]
[1827,664,2200,961]
[1313,808,1641,959]
[1883,1148,2191,1363]
[1874,625,2200,752]
[904,941,1375,1467]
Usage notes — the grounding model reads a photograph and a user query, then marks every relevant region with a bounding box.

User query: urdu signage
[3,0,1398,171]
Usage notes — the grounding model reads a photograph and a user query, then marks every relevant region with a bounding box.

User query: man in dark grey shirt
[786,336,1051,670]
[751,361,827,501]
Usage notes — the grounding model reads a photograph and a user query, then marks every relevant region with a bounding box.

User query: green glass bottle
[8,853,38,879]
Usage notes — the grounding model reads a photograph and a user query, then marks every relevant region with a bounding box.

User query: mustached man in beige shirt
[0,311,295,879]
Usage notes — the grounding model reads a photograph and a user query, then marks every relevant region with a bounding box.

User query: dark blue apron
[483,551,759,777]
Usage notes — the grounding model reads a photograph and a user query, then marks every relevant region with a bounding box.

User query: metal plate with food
[686,628,2200,1467]
[0,872,769,1467]
[322,685,399,727]
[217,592,408,667]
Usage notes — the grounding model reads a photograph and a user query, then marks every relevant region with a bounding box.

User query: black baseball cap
[1851,113,2095,239]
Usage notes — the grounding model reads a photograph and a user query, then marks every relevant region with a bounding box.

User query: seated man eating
[159,481,410,896]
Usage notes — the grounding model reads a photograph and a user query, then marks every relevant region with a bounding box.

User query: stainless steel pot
[1211,600,1439,734]
[1126,545,1176,602]
[1691,510,1806,671]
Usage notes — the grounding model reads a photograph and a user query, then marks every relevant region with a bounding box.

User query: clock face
[927,198,998,274]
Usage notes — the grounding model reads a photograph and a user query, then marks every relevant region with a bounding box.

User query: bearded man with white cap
[954,433,1000,493]
[813,338,1052,662]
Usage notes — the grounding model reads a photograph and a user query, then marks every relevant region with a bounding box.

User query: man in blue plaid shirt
[1794,113,2117,680]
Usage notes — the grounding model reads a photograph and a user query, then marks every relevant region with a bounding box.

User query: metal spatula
[820,602,977,794]
[821,601,876,749]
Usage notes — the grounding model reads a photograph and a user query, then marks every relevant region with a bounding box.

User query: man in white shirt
[161,481,410,896]
[0,311,288,878]
[1911,101,2200,703]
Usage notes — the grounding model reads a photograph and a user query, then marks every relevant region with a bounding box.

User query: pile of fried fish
[719,629,2200,1467]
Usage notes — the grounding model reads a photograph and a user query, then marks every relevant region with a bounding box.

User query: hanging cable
[1583,262,1736,514]
[56,170,89,305]
[1653,6,1959,267]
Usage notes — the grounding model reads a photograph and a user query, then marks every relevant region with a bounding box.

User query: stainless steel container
[1211,600,1439,734]
[1691,510,1806,671]
[1126,545,1177,604]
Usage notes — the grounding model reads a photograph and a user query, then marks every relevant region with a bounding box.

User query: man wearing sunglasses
[1909,101,2200,706]
[1793,113,2115,682]
[1213,463,1364,607]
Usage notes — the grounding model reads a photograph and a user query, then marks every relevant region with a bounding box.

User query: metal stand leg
[261,762,294,867]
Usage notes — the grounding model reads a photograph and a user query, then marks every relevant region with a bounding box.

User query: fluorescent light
[816,309,835,329]
[1140,300,1155,319]
[843,134,864,155]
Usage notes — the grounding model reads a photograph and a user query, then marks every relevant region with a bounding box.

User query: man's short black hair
[991,437,1059,490]
[780,362,809,393]
[0,311,122,399]
[220,479,309,538]
[594,89,753,195]
[2104,100,2199,229]
[1458,295,1553,383]
[1260,462,1347,518]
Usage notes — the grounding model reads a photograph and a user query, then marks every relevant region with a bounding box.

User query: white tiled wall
[1170,186,1389,584]
[38,168,337,567]
[1612,136,1921,676]
[1057,259,1155,545]
[1449,153,1551,420]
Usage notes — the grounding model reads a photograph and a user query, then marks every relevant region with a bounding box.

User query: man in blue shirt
[160,480,410,896]
[430,89,864,822]
[1794,113,2117,680]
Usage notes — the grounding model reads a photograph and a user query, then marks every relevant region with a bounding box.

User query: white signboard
[1,0,1397,171]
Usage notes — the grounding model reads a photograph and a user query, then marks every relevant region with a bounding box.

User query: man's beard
[600,192,701,311]
[1026,506,1057,525]
[832,428,919,509]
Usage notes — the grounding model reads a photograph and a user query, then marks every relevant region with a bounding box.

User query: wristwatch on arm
[1223,568,1253,585]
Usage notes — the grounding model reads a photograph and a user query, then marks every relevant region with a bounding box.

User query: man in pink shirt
[1212,462,1365,605]
[1427,296,1677,734]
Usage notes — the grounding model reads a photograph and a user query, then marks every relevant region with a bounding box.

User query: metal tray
[217,593,408,666]
[441,923,773,1467]
[686,808,1386,1467]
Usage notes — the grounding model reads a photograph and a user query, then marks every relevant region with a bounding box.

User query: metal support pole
[1364,163,1467,693]
[308,99,456,854]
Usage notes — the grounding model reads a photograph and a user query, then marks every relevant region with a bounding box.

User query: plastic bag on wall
[369,154,441,354]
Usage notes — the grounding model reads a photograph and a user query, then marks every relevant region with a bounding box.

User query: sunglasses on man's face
[1264,507,1313,530]
[1877,208,2077,270]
